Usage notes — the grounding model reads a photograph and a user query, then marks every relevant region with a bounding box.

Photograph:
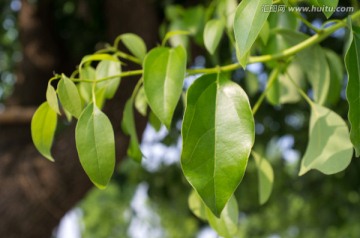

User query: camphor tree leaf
[134,85,148,117]
[206,195,239,237]
[57,75,83,118]
[79,66,96,103]
[46,83,60,114]
[234,0,272,66]
[345,23,360,157]
[216,0,238,30]
[31,102,57,162]
[75,103,115,189]
[324,49,343,106]
[299,104,353,175]
[96,59,121,99]
[121,98,143,163]
[188,190,207,221]
[143,45,187,129]
[316,0,339,18]
[252,151,274,205]
[181,73,255,217]
[204,19,225,55]
[119,33,147,61]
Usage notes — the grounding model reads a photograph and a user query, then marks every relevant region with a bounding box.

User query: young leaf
[204,19,225,55]
[252,151,274,205]
[46,83,60,114]
[31,102,57,162]
[57,75,83,118]
[119,33,147,61]
[345,24,360,157]
[181,74,255,217]
[188,190,208,221]
[143,46,187,129]
[121,98,143,163]
[206,196,239,237]
[299,104,353,175]
[96,60,121,99]
[234,0,272,65]
[75,103,115,189]
[134,85,148,117]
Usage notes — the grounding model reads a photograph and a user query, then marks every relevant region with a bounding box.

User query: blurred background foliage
[2,0,360,237]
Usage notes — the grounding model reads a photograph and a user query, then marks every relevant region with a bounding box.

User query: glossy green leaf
[204,19,225,55]
[206,196,239,237]
[96,60,121,99]
[121,99,142,163]
[57,75,83,118]
[143,46,187,129]
[188,190,207,221]
[134,85,148,117]
[252,151,274,205]
[31,102,57,162]
[181,74,255,217]
[299,104,353,175]
[149,111,161,131]
[46,83,60,114]
[75,103,115,189]
[345,24,360,157]
[119,33,147,61]
[234,0,272,65]
[324,49,343,106]
[79,66,96,103]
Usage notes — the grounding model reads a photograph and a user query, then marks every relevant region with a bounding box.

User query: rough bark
[0,0,159,237]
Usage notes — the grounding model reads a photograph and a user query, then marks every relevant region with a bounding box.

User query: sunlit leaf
[121,98,142,163]
[96,60,121,99]
[79,66,96,103]
[46,83,60,114]
[345,24,360,157]
[181,74,255,216]
[204,19,225,55]
[119,33,147,61]
[134,85,148,117]
[143,46,187,129]
[75,103,115,189]
[57,75,83,118]
[299,104,353,175]
[206,196,239,237]
[252,151,274,205]
[188,190,207,221]
[234,0,272,66]
[31,102,57,162]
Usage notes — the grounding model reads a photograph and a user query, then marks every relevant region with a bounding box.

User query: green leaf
[149,110,162,131]
[119,33,147,61]
[46,83,60,114]
[134,85,148,117]
[204,19,225,55]
[345,24,360,157]
[324,49,343,106]
[79,66,96,103]
[96,60,121,99]
[266,68,281,106]
[206,196,239,237]
[317,0,339,18]
[252,151,274,205]
[216,0,238,30]
[279,62,305,104]
[121,99,142,163]
[259,20,270,45]
[79,54,119,69]
[268,11,299,30]
[181,74,255,217]
[143,46,187,129]
[245,71,259,96]
[234,0,272,65]
[31,102,57,162]
[75,103,115,189]
[299,104,353,175]
[162,30,191,47]
[188,190,207,221]
[57,75,83,118]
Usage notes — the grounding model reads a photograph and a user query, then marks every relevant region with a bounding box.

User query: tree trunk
[0,1,159,237]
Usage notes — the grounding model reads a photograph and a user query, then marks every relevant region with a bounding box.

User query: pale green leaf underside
[96,60,122,99]
[345,24,360,157]
[252,151,274,205]
[188,190,208,221]
[75,103,115,189]
[57,75,83,118]
[299,104,353,175]
[134,85,148,117]
[234,0,272,65]
[204,19,225,55]
[181,74,254,217]
[46,84,60,114]
[31,102,57,162]
[121,98,142,163]
[120,33,147,61]
[143,45,187,128]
